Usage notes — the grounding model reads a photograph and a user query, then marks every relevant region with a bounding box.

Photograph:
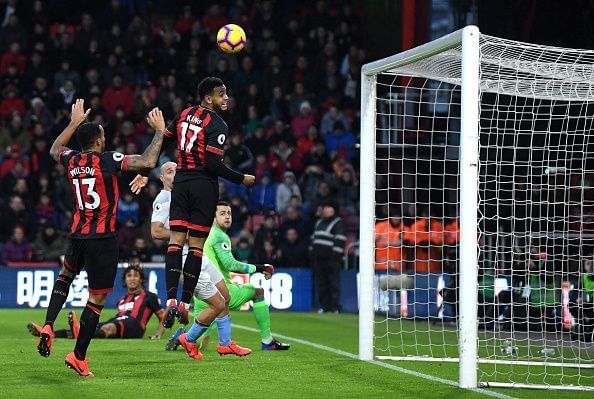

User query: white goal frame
[358,25,594,391]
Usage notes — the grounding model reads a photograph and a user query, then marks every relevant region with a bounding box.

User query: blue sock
[216,314,231,346]
[186,321,210,342]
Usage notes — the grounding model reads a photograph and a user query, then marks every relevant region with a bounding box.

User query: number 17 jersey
[164,105,228,183]
[58,148,130,239]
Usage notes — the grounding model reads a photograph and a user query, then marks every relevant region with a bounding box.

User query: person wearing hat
[309,200,345,313]
[276,170,302,214]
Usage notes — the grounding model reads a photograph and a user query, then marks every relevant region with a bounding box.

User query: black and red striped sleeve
[57,147,78,167]
[204,119,244,184]
[146,292,163,314]
[100,151,129,173]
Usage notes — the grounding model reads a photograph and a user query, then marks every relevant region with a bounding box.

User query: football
[217,24,246,53]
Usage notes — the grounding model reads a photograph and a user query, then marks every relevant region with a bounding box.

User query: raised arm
[124,108,166,172]
[49,99,90,161]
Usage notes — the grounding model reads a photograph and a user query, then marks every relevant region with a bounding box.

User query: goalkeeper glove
[255,264,275,280]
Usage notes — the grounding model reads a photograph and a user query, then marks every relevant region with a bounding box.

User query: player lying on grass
[151,164,251,359]
[167,202,289,351]
[28,263,167,340]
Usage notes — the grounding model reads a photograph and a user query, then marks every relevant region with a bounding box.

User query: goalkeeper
[194,201,290,351]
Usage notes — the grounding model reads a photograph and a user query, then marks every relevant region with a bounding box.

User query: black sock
[54,329,69,338]
[180,247,203,304]
[44,274,74,328]
[74,302,103,360]
[165,244,183,301]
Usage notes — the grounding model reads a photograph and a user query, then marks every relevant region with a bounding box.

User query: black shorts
[63,236,118,295]
[169,178,218,237]
[99,316,144,338]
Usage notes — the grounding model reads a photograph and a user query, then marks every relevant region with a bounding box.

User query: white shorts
[187,253,224,300]
[201,255,224,285]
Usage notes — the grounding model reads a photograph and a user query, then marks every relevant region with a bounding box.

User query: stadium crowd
[0,0,364,267]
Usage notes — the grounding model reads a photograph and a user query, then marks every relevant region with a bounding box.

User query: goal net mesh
[373,34,594,389]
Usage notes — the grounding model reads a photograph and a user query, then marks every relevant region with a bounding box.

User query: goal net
[359,26,594,391]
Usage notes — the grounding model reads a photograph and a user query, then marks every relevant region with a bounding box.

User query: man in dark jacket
[309,201,345,313]
[278,228,308,268]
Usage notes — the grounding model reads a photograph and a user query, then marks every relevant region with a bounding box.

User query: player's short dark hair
[76,122,102,150]
[122,261,146,288]
[197,77,224,99]
[217,201,231,208]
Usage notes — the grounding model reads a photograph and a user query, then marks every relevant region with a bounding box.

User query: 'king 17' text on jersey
[58,149,130,239]
[165,105,230,183]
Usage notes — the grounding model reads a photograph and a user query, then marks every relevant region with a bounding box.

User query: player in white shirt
[151,162,250,358]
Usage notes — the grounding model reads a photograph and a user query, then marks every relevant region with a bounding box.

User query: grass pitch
[0,309,591,398]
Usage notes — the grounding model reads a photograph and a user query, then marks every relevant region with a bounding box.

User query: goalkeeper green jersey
[204,225,256,284]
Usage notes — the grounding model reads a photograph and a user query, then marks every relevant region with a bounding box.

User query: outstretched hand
[71,99,91,126]
[129,174,149,195]
[147,107,166,132]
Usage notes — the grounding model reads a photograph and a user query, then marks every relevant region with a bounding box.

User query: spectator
[403,210,444,273]
[256,239,279,265]
[0,113,30,158]
[118,218,140,255]
[296,125,320,158]
[2,225,32,263]
[53,60,80,91]
[263,55,289,99]
[1,158,29,197]
[101,74,134,118]
[279,205,309,239]
[125,238,150,262]
[35,193,56,225]
[233,237,254,263]
[117,192,140,227]
[324,120,356,161]
[278,228,308,268]
[248,171,277,213]
[276,171,302,214]
[290,101,316,140]
[302,140,332,172]
[269,85,290,122]
[375,212,408,271]
[32,224,66,261]
[335,169,358,215]
[225,132,254,173]
[309,181,335,218]
[287,82,315,118]
[52,79,76,111]
[243,105,262,136]
[23,97,53,131]
[0,41,26,75]
[310,201,345,313]
[245,126,268,157]
[254,214,279,258]
[0,84,26,119]
[0,195,35,241]
[233,55,262,97]
[320,106,349,136]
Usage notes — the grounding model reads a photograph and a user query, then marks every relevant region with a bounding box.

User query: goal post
[358,25,594,391]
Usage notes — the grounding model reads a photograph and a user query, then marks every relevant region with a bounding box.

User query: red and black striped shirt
[58,149,130,239]
[164,105,238,183]
[115,290,163,330]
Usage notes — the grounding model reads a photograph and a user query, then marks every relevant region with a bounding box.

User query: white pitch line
[234,324,516,399]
